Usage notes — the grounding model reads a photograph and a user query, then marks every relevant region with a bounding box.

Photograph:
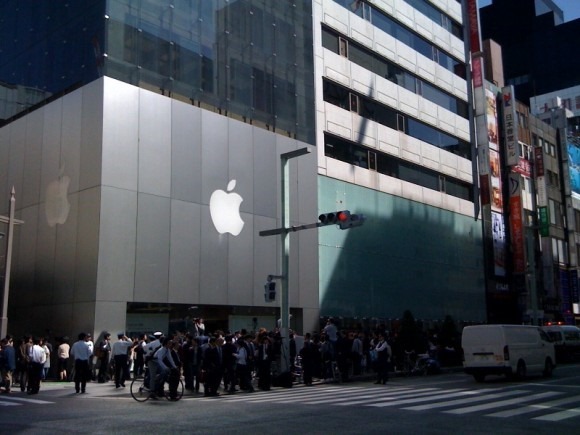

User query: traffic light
[319,210,349,226]
[264,281,276,302]
[319,210,366,230]
[338,212,366,229]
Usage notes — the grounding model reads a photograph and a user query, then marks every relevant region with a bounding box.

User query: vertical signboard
[509,173,525,274]
[502,86,519,166]
[561,269,571,315]
[467,0,481,53]
[492,211,506,276]
[538,206,550,237]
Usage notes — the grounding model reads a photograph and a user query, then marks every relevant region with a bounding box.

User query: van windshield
[563,330,580,341]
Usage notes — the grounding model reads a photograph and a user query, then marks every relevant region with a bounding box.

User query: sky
[478,0,580,22]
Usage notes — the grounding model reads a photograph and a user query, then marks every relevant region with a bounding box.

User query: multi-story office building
[480,0,580,106]
[0,0,486,339]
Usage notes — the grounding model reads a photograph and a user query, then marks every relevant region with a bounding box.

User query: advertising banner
[486,89,499,151]
[502,86,519,166]
[509,173,525,274]
[490,149,502,212]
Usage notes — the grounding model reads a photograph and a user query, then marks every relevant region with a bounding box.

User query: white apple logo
[45,164,71,227]
[209,179,245,236]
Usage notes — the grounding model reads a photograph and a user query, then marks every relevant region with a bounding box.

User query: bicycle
[130,369,184,402]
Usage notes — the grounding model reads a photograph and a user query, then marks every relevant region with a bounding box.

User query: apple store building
[0,1,486,340]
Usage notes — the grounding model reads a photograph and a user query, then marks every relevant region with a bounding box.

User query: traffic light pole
[279,147,310,376]
[259,148,366,378]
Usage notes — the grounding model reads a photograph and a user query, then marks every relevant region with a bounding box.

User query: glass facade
[0,0,316,144]
[0,1,105,120]
[318,176,486,322]
[105,0,315,143]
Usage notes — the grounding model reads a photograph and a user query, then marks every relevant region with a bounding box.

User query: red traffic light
[337,211,350,222]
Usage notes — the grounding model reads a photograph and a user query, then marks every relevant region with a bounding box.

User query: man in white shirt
[27,337,47,395]
[144,332,163,393]
[85,333,95,381]
[112,333,134,388]
[70,333,93,394]
[151,337,177,398]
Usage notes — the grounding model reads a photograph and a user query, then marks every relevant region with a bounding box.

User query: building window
[350,93,359,113]
[339,37,348,57]
[549,199,557,225]
[324,133,473,201]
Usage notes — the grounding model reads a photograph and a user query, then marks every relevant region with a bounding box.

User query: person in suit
[202,337,221,396]
[256,335,273,391]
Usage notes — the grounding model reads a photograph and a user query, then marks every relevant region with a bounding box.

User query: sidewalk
[24,365,465,398]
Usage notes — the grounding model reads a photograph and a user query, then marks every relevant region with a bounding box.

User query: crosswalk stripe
[367,389,473,408]
[219,386,409,404]
[532,407,580,421]
[334,388,447,406]
[0,396,55,407]
[0,396,54,405]
[216,385,416,405]
[445,391,563,414]
[488,395,580,418]
[404,389,528,411]
[220,387,346,403]
[298,388,414,406]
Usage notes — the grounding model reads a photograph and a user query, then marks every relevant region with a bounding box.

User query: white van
[462,325,555,382]
[542,325,580,362]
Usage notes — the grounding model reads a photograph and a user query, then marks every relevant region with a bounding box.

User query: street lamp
[0,187,24,339]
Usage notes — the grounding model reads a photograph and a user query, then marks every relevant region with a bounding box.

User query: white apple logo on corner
[209,179,245,236]
[45,164,71,227]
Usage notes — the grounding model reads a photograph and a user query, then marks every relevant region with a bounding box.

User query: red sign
[472,57,483,88]
[467,0,481,53]
[510,195,525,274]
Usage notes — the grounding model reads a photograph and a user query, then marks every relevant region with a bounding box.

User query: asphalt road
[2,364,580,434]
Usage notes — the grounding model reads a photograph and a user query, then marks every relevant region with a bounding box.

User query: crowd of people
[0,316,460,397]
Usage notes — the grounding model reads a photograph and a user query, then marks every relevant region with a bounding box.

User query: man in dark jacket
[221,335,237,393]
[96,332,111,383]
[0,336,17,393]
[202,337,221,396]
[256,335,273,391]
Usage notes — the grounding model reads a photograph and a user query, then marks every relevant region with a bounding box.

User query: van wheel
[473,374,485,383]
[543,358,554,378]
[515,361,526,380]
